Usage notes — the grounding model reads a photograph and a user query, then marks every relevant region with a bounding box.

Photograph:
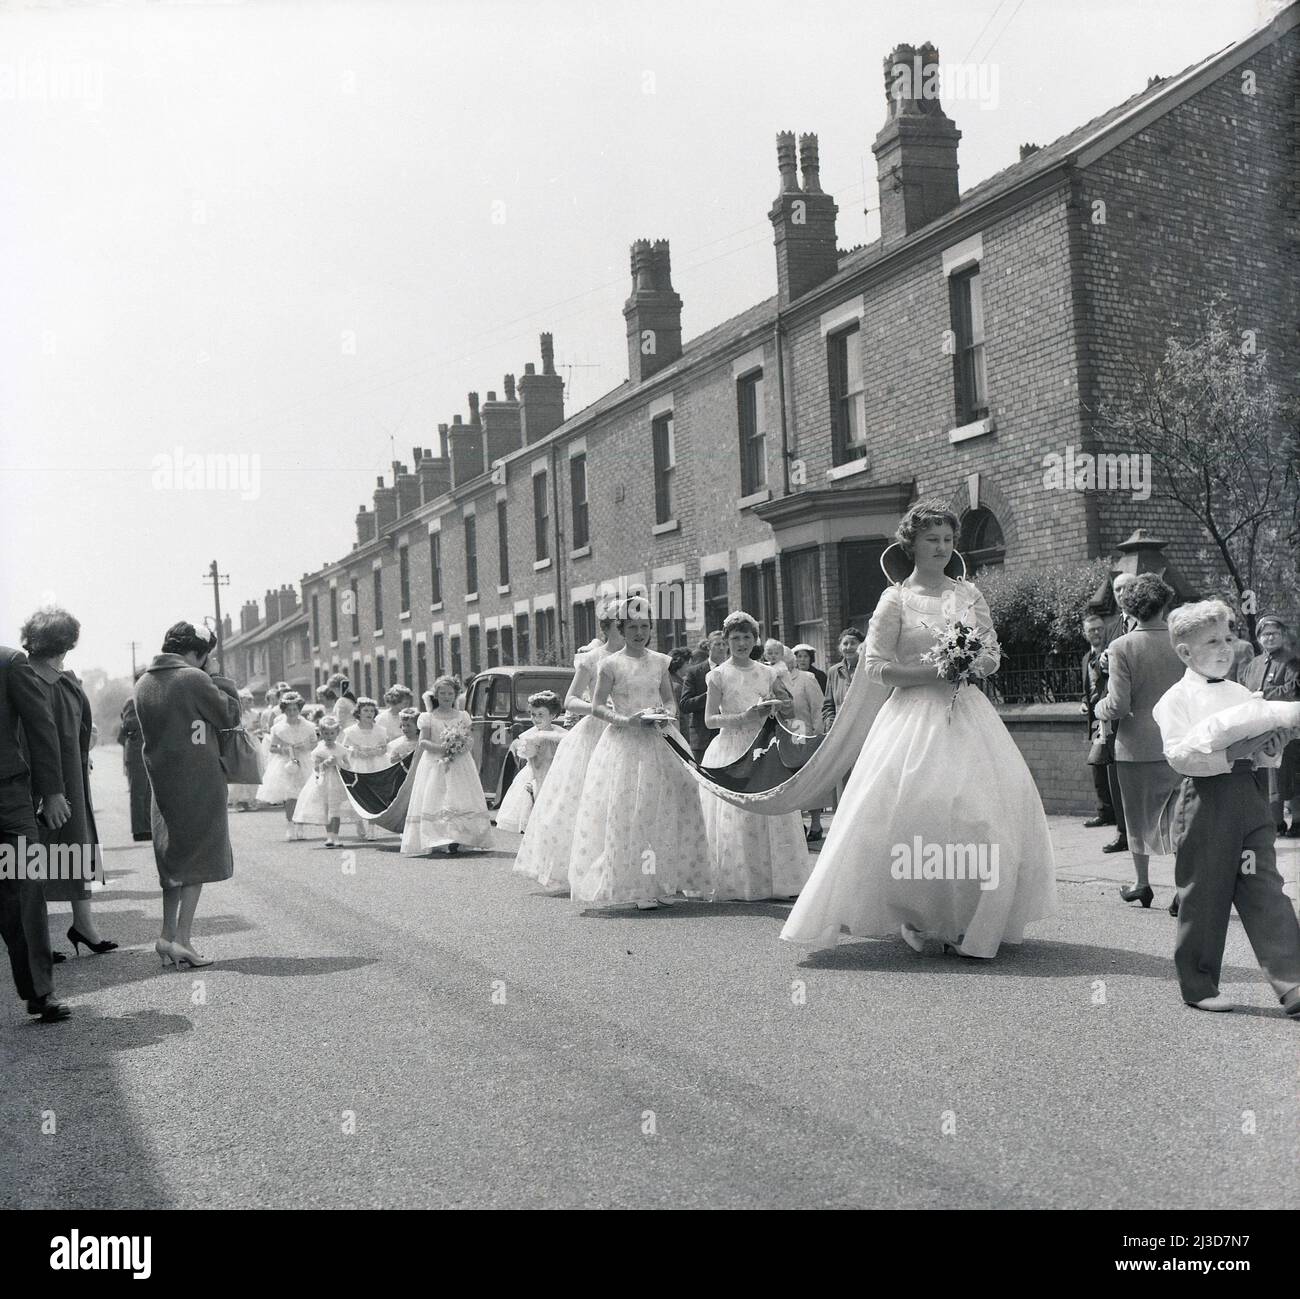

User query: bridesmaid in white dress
[781,500,1058,959]
[341,697,390,772]
[568,600,710,910]
[702,613,813,900]
[256,692,317,840]
[513,615,625,889]
[400,677,492,856]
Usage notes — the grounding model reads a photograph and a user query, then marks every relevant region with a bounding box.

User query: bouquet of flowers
[439,721,470,765]
[920,618,985,722]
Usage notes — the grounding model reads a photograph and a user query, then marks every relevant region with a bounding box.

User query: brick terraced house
[283,11,1297,810]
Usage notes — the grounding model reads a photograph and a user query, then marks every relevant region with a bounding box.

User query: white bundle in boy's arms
[1180,698,1300,754]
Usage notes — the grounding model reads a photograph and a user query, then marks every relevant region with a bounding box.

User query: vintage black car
[463,665,576,807]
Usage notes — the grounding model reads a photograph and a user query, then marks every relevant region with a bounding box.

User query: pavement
[1,747,1297,1209]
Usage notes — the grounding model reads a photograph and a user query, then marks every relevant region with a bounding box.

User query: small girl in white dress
[567,599,710,910]
[513,618,625,889]
[293,716,364,846]
[385,707,421,762]
[496,691,565,833]
[702,613,813,900]
[401,677,492,856]
[256,692,317,839]
[342,697,390,772]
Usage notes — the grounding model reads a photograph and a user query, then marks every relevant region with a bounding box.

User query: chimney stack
[240,599,259,634]
[481,379,523,468]
[769,131,840,306]
[417,446,452,502]
[448,408,485,486]
[871,43,962,245]
[279,583,299,615]
[504,373,516,402]
[623,238,683,384]
[373,473,397,533]
[222,613,233,642]
[264,587,280,625]
[393,460,420,517]
[356,503,377,547]
[518,333,565,443]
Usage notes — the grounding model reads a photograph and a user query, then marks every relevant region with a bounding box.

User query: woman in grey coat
[134,620,241,968]
[1094,573,1184,908]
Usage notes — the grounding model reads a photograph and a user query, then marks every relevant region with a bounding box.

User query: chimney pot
[486,390,497,403]
[540,333,555,376]
[775,130,799,196]
[504,373,516,401]
[1019,142,1040,160]
[468,392,480,423]
[798,133,823,193]
[524,362,535,375]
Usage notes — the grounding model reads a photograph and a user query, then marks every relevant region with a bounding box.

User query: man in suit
[0,643,72,1022]
[1081,614,1127,849]
[678,633,727,764]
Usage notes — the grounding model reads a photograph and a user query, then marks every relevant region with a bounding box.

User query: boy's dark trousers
[1171,761,1300,1004]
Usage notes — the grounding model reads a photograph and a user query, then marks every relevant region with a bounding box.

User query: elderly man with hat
[1242,613,1300,836]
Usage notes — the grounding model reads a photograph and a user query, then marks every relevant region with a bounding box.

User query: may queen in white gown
[512,617,624,889]
[781,500,1058,959]
[568,600,710,910]
[701,612,812,900]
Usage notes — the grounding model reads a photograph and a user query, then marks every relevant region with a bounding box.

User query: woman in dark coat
[134,620,241,969]
[119,672,152,840]
[20,607,115,957]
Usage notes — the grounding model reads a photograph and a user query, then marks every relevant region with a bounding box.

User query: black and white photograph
[1,0,1297,1255]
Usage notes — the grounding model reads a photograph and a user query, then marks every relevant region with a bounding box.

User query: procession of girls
[238,504,1060,957]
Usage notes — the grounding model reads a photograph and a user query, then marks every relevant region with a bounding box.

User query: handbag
[218,726,263,785]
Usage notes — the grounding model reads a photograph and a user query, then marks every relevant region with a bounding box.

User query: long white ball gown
[400,711,492,854]
[513,643,610,888]
[568,649,710,908]
[700,658,812,900]
[780,579,1058,958]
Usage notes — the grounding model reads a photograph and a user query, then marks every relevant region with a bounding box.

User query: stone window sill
[948,416,996,444]
[466,592,479,604]
[570,545,592,560]
[533,557,552,571]
[826,457,869,481]
[652,519,679,536]
[737,488,771,510]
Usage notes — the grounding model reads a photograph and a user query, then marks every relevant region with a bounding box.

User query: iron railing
[983,652,1083,705]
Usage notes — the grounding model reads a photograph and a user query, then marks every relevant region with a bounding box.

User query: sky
[0,0,1281,677]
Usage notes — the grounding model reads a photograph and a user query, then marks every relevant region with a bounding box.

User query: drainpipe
[775,310,791,496]
[550,442,566,662]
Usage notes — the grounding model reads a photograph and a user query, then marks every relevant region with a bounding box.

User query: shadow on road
[212,955,377,977]
[796,935,1262,984]
[578,899,795,920]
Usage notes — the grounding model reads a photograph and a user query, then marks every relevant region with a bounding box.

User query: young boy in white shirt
[1152,600,1300,1015]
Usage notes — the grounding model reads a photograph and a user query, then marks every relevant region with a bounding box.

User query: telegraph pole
[202,560,230,674]
[127,641,140,677]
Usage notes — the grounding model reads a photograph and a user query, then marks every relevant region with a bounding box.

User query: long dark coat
[134,655,241,887]
[118,697,152,838]
[27,660,101,901]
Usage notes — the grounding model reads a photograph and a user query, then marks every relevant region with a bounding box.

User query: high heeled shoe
[154,938,176,967]
[167,941,213,968]
[67,925,118,955]
[1119,884,1154,908]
